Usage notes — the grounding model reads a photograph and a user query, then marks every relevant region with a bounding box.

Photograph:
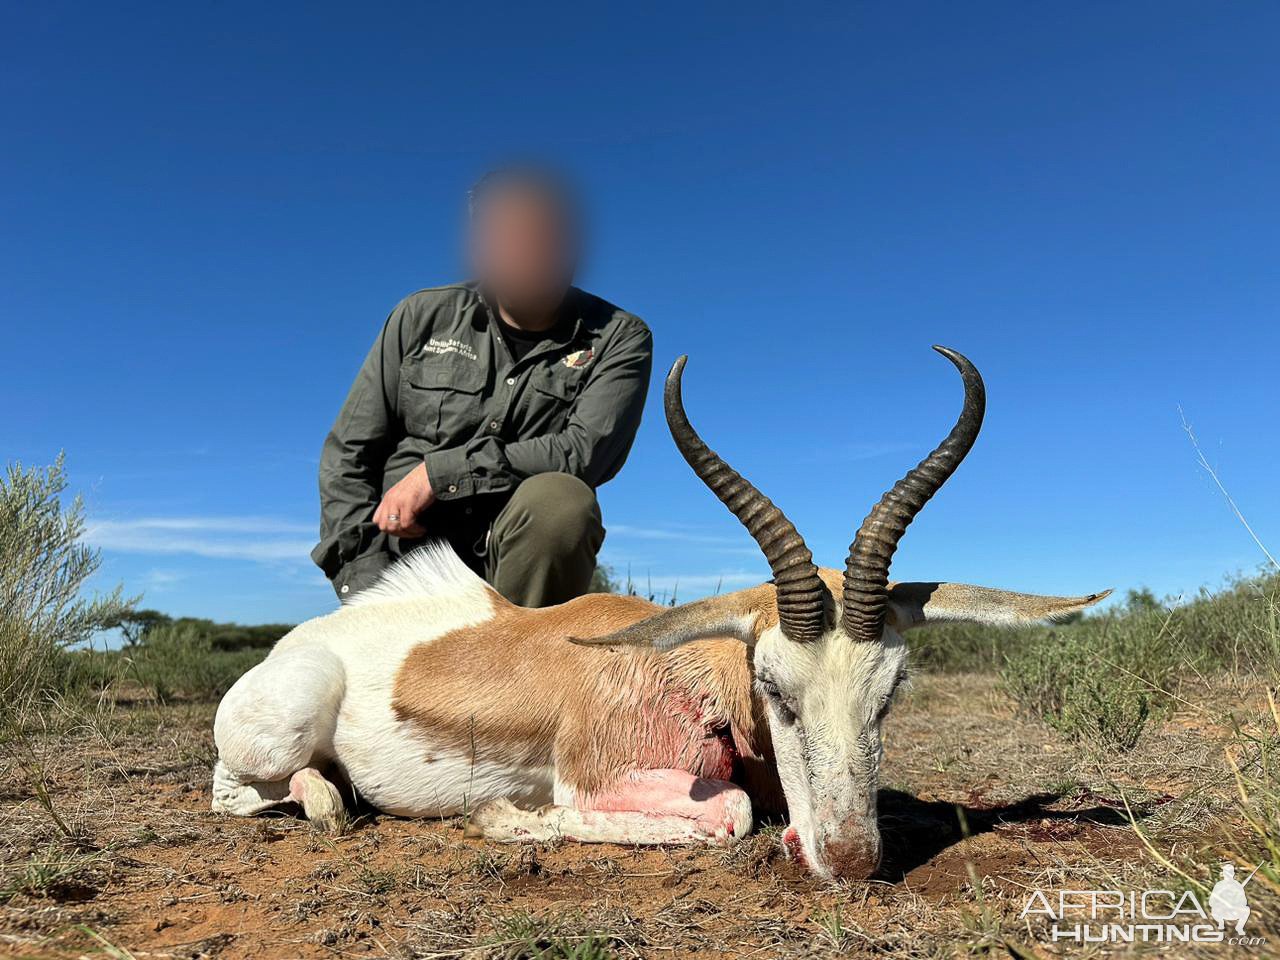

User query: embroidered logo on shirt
[421,338,477,361]
[562,348,594,369]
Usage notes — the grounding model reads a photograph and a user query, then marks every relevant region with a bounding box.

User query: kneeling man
[312,169,653,605]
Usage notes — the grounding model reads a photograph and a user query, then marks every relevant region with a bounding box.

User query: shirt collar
[472,283,584,344]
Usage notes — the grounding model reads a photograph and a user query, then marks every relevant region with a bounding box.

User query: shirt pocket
[526,367,584,433]
[401,357,488,444]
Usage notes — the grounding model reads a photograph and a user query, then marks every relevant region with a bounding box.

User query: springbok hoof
[465,797,521,839]
[289,768,345,834]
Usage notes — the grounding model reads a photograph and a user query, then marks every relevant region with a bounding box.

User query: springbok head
[578,347,1109,879]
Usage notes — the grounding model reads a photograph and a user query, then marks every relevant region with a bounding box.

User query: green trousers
[333,472,605,608]
[482,472,605,607]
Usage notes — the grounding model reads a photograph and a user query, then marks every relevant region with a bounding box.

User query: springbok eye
[758,678,797,723]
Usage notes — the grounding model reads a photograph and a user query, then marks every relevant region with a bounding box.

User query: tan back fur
[391,589,771,797]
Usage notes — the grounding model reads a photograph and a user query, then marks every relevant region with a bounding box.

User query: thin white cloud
[86,516,315,564]
[800,440,922,464]
[87,517,770,597]
[141,568,189,587]
[607,524,743,545]
[99,516,315,534]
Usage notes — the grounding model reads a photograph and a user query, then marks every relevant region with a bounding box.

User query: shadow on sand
[875,787,1141,882]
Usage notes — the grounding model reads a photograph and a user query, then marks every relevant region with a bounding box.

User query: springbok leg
[465,769,753,845]
[211,761,345,832]
[211,759,292,815]
[212,644,348,829]
[287,767,345,831]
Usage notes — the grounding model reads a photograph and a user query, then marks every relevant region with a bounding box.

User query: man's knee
[501,473,601,549]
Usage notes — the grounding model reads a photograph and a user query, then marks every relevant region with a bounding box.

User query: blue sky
[3,2,1277,625]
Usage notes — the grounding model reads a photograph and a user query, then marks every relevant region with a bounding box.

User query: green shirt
[312,283,653,580]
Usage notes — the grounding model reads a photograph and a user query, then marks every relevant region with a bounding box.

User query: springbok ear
[567,586,777,652]
[886,582,1112,632]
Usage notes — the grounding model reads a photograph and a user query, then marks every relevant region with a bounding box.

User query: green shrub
[0,456,131,744]
[1168,573,1280,676]
[999,594,1202,752]
[910,572,1280,752]
[1001,629,1153,752]
[906,620,1024,674]
[127,624,266,703]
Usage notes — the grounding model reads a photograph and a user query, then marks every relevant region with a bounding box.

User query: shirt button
[505,377,516,386]
[489,420,499,429]
[340,584,349,594]
[447,484,458,493]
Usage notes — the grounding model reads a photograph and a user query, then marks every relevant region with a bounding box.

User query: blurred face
[469,188,578,317]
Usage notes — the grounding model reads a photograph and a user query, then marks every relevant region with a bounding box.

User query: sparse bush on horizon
[588,563,620,595]
[117,608,292,652]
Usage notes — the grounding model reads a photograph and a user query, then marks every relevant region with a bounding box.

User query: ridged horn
[666,356,827,642]
[843,346,986,642]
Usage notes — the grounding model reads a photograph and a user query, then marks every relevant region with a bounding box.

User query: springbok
[212,347,1108,879]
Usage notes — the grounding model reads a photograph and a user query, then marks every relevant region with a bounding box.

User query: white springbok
[212,347,1108,879]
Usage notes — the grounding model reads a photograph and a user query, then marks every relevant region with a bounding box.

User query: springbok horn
[843,346,986,642]
[666,356,828,643]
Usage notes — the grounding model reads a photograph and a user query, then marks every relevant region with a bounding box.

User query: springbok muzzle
[820,825,883,880]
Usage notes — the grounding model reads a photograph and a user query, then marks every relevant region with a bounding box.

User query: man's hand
[373,463,435,539]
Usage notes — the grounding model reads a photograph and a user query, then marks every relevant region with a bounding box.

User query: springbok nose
[822,833,882,879]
